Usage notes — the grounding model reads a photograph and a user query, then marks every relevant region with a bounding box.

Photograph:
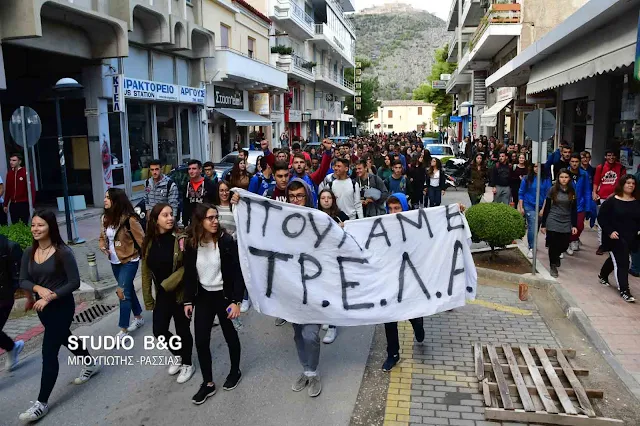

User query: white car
[424,144,454,161]
[215,150,262,180]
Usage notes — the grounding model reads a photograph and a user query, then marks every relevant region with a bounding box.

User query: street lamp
[53,77,83,244]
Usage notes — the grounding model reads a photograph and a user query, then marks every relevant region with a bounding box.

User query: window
[418,107,422,115]
[248,37,255,58]
[388,110,393,119]
[220,24,230,48]
[374,111,378,118]
[127,103,153,182]
[388,125,394,130]
[156,105,178,169]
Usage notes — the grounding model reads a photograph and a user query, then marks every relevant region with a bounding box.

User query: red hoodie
[593,161,626,200]
[4,167,36,207]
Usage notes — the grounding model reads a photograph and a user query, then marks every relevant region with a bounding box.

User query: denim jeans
[427,186,442,207]
[524,208,540,250]
[112,261,142,329]
[631,250,640,274]
[293,323,321,374]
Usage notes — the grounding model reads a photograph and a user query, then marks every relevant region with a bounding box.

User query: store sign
[112,75,125,113]
[473,71,487,106]
[432,80,447,90]
[497,87,516,102]
[450,116,463,123]
[214,86,244,109]
[289,109,302,122]
[514,100,535,112]
[252,93,270,116]
[123,77,205,104]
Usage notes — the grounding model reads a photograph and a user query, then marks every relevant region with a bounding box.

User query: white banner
[233,190,478,326]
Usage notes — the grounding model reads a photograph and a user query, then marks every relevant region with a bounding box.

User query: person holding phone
[182,203,245,405]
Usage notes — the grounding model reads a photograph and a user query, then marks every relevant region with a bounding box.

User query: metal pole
[20,107,34,223]
[55,97,73,243]
[532,107,544,275]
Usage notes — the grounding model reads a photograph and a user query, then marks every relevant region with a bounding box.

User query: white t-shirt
[106,227,121,265]
[430,170,440,188]
[197,242,224,292]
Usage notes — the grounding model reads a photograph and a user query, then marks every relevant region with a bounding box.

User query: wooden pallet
[474,343,623,426]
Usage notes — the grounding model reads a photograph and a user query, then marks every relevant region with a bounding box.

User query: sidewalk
[533,224,640,397]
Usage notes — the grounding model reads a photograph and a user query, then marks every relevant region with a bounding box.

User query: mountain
[351,3,448,100]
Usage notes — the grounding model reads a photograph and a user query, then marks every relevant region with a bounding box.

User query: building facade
[369,101,436,133]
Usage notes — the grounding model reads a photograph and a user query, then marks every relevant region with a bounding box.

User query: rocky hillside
[352,5,448,100]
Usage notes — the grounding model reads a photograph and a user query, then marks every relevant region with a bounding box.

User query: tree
[412,44,457,126]
[344,58,381,125]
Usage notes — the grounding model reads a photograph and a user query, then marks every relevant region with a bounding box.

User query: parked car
[214,150,262,180]
[421,137,439,146]
[424,144,454,160]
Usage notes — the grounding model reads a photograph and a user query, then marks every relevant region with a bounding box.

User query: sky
[353,0,449,21]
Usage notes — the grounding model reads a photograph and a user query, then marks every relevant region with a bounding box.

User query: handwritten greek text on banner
[233,190,478,326]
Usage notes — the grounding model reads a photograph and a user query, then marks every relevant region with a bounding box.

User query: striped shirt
[216,205,236,238]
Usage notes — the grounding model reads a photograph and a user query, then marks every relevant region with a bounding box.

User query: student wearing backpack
[385,160,411,198]
[0,234,25,371]
[144,160,179,220]
[99,188,145,340]
[318,158,364,220]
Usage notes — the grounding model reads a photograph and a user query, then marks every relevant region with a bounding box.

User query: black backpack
[0,236,22,300]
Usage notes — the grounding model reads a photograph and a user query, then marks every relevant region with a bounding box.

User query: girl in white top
[426,158,446,207]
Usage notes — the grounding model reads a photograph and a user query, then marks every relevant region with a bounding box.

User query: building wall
[520,0,588,50]
[202,1,237,46]
[370,104,436,133]
[234,9,270,62]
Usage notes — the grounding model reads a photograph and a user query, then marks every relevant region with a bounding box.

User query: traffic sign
[10,107,41,148]
[524,109,555,142]
[450,116,462,123]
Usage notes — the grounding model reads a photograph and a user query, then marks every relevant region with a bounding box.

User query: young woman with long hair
[407,155,427,209]
[214,181,236,238]
[466,153,488,205]
[426,158,446,207]
[18,210,99,422]
[597,175,640,302]
[540,169,578,278]
[183,203,245,405]
[141,203,195,384]
[377,154,394,181]
[510,153,528,205]
[228,158,251,190]
[518,163,552,258]
[99,188,145,339]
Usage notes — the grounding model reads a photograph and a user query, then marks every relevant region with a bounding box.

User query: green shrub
[0,222,33,250]
[270,45,293,55]
[466,203,525,254]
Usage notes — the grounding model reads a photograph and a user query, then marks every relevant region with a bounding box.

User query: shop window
[418,107,423,115]
[107,104,125,186]
[220,24,230,48]
[127,103,153,182]
[248,37,255,58]
[153,52,174,84]
[157,105,178,169]
[180,108,191,160]
[388,110,393,119]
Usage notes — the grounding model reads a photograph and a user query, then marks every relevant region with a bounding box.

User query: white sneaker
[168,357,182,376]
[570,241,580,252]
[527,249,533,259]
[19,401,49,422]
[240,299,251,313]
[177,364,195,384]
[74,362,101,384]
[127,317,145,332]
[6,339,24,371]
[116,330,128,342]
[560,253,564,259]
[566,247,574,256]
[321,324,329,331]
[323,327,338,344]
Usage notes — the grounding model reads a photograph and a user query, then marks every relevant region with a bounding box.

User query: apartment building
[369,101,436,133]
[445,0,586,145]
[248,0,356,144]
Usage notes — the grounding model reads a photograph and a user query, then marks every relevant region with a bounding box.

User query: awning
[480,98,513,127]
[526,12,636,94]
[214,108,272,126]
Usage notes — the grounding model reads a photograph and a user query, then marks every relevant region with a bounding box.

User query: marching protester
[382,193,425,371]
[407,156,427,209]
[551,144,572,182]
[490,152,511,205]
[19,210,99,422]
[203,162,218,183]
[580,151,596,183]
[354,159,389,217]
[518,163,551,259]
[183,203,245,404]
[467,153,488,205]
[144,159,179,219]
[597,175,640,302]
[509,154,528,206]
[385,160,410,198]
[214,181,237,239]
[99,188,145,340]
[183,160,218,226]
[0,232,25,371]
[426,158,446,208]
[229,158,251,191]
[540,169,578,278]
[4,153,36,225]
[319,158,364,220]
[593,150,626,255]
[316,189,350,344]
[248,157,275,196]
[567,153,593,255]
[141,203,195,384]
[377,154,394,182]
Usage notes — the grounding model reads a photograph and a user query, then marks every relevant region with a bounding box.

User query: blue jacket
[386,192,410,213]
[544,149,561,175]
[570,168,593,213]
[248,173,275,196]
[518,176,552,211]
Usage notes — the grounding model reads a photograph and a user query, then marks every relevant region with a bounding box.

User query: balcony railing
[315,66,354,91]
[292,54,314,76]
[468,2,521,50]
[216,46,281,71]
[326,0,356,35]
[315,24,354,63]
[281,0,314,31]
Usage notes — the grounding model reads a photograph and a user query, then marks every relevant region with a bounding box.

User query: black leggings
[601,240,631,293]
[37,296,90,403]
[153,289,193,365]
[384,318,424,357]
[547,231,571,266]
[194,290,240,383]
[0,300,15,352]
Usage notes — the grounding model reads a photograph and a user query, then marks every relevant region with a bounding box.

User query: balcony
[314,65,354,96]
[313,23,355,66]
[446,68,472,94]
[272,53,316,84]
[206,47,288,92]
[326,0,356,36]
[461,0,484,28]
[446,0,458,31]
[310,104,342,121]
[270,0,315,39]
[466,3,521,61]
[447,30,472,63]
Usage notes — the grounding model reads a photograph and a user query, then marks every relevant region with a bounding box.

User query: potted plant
[301,61,317,70]
[270,45,293,55]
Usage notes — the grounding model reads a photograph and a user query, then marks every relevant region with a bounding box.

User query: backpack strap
[124,217,142,255]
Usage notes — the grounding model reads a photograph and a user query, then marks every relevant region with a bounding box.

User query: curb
[477,265,640,401]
